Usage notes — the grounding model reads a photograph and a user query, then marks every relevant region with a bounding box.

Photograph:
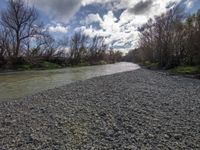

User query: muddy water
[0,62,140,100]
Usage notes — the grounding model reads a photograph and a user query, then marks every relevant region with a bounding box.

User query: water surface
[0,62,140,100]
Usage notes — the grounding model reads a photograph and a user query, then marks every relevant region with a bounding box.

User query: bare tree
[0,0,39,58]
[69,32,88,65]
[0,28,9,58]
[137,5,186,68]
[89,35,107,62]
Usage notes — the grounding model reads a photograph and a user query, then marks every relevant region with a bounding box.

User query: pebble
[0,69,200,149]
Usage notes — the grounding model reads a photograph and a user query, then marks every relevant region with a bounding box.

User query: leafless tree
[89,35,107,62]
[0,0,39,58]
[137,5,186,68]
[69,32,88,64]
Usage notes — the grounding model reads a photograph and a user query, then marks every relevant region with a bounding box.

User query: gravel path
[0,69,200,150]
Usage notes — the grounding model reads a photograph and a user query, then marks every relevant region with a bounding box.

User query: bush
[37,61,61,69]
[143,61,159,69]
[170,66,200,75]
[98,60,107,65]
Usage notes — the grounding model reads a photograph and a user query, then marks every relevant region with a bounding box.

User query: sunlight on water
[0,62,140,100]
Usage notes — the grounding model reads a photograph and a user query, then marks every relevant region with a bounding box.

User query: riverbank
[0,69,200,149]
[0,60,112,73]
[140,62,200,79]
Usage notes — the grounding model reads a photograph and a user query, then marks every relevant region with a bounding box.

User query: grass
[39,61,62,69]
[141,61,200,76]
[74,60,108,67]
[142,61,159,69]
[2,60,112,72]
[75,62,90,67]
[98,60,108,65]
[17,61,62,70]
[170,66,200,75]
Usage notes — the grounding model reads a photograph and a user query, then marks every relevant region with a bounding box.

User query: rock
[174,134,182,140]
[124,145,137,150]
[164,133,171,139]
[0,69,200,149]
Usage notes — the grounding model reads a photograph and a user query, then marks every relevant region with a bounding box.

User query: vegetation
[170,66,200,75]
[16,61,62,70]
[142,61,159,69]
[0,0,123,71]
[124,4,200,75]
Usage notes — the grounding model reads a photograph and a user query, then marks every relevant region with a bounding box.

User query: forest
[0,0,122,70]
[124,6,200,74]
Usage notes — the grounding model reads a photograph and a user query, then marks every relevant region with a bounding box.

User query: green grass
[17,61,62,70]
[38,61,62,69]
[75,60,108,67]
[10,60,112,71]
[17,64,32,70]
[170,66,200,75]
[142,61,159,69]
[75,62,90,67]
[97,60,107,65]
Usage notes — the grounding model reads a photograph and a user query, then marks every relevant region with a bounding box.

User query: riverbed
[0,62,140,100]
[0,69,200,149]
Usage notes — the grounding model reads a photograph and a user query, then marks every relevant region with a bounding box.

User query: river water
[0,62,140,100]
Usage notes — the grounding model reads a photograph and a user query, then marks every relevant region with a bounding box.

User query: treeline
[65,33,123,66]
[0,0,122,70]
[125,6,200,69]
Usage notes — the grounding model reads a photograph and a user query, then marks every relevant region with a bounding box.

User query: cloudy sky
[0,0,200,51]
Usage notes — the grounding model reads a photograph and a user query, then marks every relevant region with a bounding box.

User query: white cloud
[100,11,119,33]
[81,13,102,25]
[48,24,68,33]
[78,0,183,50]
[75,26,109,38]
[26,0,184,50]
[27,0,182,23]
[184,0,196,8]
[77,11,139,49]
[81,0,113,6]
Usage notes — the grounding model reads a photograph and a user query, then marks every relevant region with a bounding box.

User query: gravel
[0,69,200,150]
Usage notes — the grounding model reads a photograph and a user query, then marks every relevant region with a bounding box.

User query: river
[0,62,140,100]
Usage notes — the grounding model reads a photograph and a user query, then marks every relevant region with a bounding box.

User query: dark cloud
[31,0,82,22]
[128,0,153,15]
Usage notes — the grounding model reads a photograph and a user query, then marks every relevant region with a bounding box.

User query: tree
[69,32,88,65]
[0,28,9,58]
[137,5,186,68]
[89,36,107,63]
[0,0,39,58]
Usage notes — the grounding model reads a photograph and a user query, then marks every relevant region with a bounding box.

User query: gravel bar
[0,69,200,150]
